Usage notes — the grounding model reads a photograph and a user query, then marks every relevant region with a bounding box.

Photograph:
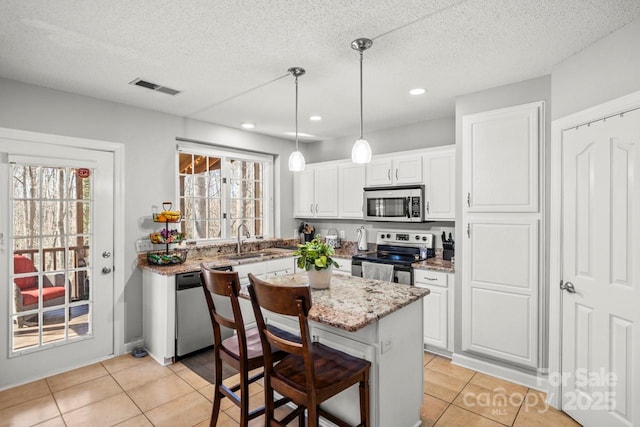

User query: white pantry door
[0,138,114,389]
[561,109,640,426]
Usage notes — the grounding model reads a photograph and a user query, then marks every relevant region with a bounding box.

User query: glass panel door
[10,163,93,353]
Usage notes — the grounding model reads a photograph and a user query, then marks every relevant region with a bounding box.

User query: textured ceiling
[1,0,639,142]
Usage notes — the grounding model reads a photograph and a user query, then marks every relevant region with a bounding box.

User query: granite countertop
[137,239,454,275]
[137,247,297,275]
[240,272,429,332]
[412,257,455,273]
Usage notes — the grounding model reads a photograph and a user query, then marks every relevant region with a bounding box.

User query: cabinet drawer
[413,270,447,287]
[266,257,295,273]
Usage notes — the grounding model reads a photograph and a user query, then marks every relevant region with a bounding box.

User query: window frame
[176,143,273,242]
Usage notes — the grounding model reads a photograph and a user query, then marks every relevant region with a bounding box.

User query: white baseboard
[452,352,548,392]
[124,337,144,354]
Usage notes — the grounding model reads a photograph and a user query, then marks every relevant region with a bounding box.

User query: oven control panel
[376,230,434,247]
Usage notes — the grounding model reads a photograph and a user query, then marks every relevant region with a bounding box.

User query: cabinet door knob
[395,169,399,180]
[387,169,391,181]
[426,201,430,214]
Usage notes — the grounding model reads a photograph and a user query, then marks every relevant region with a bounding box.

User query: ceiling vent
[129,78,180,96]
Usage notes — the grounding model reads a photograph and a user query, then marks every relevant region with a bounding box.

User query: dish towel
[362,262,394,282]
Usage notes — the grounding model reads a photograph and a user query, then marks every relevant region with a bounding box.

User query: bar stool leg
[210,349,223,427]
[359,371,370,427]
[239,367,250,426]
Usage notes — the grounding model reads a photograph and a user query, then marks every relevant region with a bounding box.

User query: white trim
[548,89,640,410]
[452,352,547,392]
[0,126,127,359]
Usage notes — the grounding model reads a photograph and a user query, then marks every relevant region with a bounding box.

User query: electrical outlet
[381,338,392,353]
[136,239,153,252]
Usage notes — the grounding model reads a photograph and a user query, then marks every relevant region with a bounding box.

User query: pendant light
[288,67,306,172]
[351,38,373,164]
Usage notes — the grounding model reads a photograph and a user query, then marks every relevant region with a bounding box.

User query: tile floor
[0,352,582,427]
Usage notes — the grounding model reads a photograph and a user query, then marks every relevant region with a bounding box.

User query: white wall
[305,116,455,163]
[0,77,300,345]
[552,18,640,120]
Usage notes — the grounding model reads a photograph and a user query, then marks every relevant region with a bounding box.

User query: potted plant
[293,237,340,289]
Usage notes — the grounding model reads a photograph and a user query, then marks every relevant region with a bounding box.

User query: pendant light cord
[295,75,299,151]
[359,50,364,140]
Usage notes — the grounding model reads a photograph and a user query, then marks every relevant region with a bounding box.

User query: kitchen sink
[226,249,291,260]
[226,253,265,260]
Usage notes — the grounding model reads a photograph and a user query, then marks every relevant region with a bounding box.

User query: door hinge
[222,177,227,184]
[222,213,227,219]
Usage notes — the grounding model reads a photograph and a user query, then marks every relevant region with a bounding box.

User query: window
[177,145,272,241]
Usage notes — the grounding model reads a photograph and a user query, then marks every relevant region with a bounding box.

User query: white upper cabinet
[462,102,541,212]
[366,155,423,186]
[293,167,315,218]
[313,163,339,217]
[293,163,339,218]
[338,162,365,218]
[423,147,455,220]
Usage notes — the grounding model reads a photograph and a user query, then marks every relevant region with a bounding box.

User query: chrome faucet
[237,223,250,255]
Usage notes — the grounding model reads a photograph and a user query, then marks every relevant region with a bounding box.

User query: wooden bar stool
[200,265,291,427]
[247,273,371,427]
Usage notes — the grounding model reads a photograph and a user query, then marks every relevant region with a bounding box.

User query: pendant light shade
[288,150,305,171]
[351,38,373,164]
[351,138,372,164]
[288,67,306,172]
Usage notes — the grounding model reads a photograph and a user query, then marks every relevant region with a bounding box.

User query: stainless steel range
[351,230,434,285]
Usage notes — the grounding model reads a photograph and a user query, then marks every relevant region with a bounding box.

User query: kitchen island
[248,273,428,427]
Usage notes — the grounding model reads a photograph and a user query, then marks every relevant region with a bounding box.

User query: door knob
[102,266,112,274]
[560,281,576,293]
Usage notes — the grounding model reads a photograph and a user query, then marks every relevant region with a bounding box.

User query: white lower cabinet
[414,269,453,352]
[233,257,296,283]
[461,218,539,368]
[333,258,352,275]
[265,257,296,278]
[233,261,266,286]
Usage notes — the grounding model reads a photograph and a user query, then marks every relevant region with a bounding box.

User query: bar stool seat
[274,342,371,402]
[220,327,263,359]
[248,273,371,427]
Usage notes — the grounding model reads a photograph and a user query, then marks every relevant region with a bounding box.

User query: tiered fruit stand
[147,202,188,265]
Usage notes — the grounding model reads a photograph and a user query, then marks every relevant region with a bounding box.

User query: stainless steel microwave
[363,185,424,222]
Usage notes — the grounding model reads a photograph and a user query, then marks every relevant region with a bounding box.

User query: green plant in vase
[293,237,340,289]
[294,237,340,270]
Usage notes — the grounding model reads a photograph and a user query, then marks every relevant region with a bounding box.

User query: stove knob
[422,236,428,241]
[415,235,420,240]
[386,233,391,238]
[380,234,385,239]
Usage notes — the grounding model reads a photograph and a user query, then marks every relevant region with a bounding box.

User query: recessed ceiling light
[409,88,426,96]
[241,122,255,129]
[309,115,322,121]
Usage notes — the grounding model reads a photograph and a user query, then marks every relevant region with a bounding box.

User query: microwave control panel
[411,196,421,218]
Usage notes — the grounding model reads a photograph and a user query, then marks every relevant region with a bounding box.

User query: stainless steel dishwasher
[175,266,232,358]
